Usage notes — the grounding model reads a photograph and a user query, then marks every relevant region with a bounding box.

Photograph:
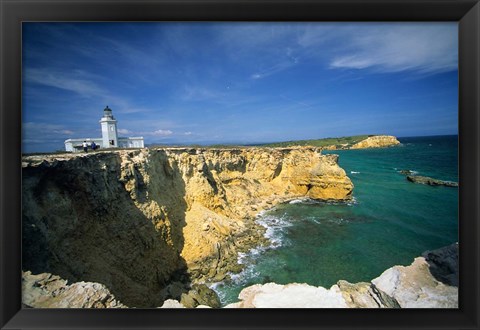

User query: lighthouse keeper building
[64,106,144,152]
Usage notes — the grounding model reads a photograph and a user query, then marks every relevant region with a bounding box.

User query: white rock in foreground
[225,283,348,308]
[159,299,186,308]
[22,244,457,309]
[372,257,458,308]
[22,271,126,308]
[225,243,458,308]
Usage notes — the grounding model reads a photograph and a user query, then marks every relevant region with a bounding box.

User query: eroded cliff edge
[22,147,353,307]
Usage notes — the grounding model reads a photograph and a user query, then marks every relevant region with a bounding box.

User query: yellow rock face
[113,147,353,273]
[22,146,353,303]
[350,135,400,149]
[160,147,354,268]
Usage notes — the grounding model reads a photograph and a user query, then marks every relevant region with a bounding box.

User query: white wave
[328,217,347,224]
[350,171,360,174]
[229,266,261,285]
[256,213,292,249]
[347,196,358,206]
[218,211,294,288]
[397,169,419,175]
[289,198,309,204]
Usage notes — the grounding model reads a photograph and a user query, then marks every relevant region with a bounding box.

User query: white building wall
[64,138,104,152]
[65,137,144,152]
[100,119,118,148]
[118,137,144,148]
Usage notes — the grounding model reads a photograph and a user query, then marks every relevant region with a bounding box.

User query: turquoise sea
[212,135,459,306]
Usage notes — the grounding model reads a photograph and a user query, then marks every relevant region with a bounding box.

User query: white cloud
[152,129,173,136]
[184,131,192,135]
[24,122,74,135]
[117,128,131,135]
[329,24,457,74]
[218,23,457,78]
[23,122,75,145]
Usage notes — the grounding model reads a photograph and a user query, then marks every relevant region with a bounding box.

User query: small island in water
[21,134,459,308]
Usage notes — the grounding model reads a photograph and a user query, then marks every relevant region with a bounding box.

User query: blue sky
[22,22,458,153]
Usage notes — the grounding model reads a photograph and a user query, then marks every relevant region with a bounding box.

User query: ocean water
[212,135,459,306]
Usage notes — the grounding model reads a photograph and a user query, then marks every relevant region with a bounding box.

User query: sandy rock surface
[350,135,400,149]
[22,147,352,307]
[22,271,126,308]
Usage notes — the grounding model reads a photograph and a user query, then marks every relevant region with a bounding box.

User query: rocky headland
[320,135,401,150]
[22,146,353,308]
[349,135,400,149]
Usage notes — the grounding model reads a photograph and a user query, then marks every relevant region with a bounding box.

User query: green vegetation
[258,135,371,148]
[150,135,373,149]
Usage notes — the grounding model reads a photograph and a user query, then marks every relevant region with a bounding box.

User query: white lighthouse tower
[64,105,144,152]
[100,105,118,148]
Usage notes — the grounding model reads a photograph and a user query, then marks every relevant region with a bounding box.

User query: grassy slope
[257,135,371,148]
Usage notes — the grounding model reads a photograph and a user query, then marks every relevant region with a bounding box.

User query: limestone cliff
[349,135,400,149]
[22,147,353,307]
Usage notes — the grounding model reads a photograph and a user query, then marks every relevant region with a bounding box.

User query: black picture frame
[1,0,479,329]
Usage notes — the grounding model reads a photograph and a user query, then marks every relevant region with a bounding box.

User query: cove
[212,135,458,306]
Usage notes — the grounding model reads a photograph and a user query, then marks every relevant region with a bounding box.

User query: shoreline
[22,242,458,308]
[20,136,458,309]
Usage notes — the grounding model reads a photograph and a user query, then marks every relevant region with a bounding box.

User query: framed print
[1,0,479,329]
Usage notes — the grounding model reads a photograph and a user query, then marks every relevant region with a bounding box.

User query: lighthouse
[99,105,118,148]
[64,105,144,152]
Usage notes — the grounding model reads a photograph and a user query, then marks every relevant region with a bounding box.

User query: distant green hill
[258,135,371,148]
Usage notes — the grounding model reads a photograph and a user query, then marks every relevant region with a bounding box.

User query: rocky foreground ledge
[223,243,458,308]
[23,243,458,308]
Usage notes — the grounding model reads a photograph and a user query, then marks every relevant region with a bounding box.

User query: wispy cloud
[24,68,107,97]
[151,129,173,136]
[251,57,298,80]
[24,68,158,118]
[22,22,458,152]
[24,122,75,135]
[329,24,457,74]
[23,122,75,146]
[217,23,457,78]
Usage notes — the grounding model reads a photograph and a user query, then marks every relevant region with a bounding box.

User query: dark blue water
[213,135,458,305]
